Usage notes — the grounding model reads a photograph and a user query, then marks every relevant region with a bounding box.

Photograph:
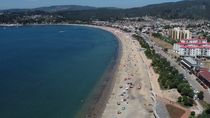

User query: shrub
[198,91,204,100]
[191,111,195,116]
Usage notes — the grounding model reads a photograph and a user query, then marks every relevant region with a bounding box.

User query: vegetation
[58,0,210,20]
[189,111,196,118]
[200,31,210,42]
[177,96,193,106]
[191,111,195,116]
[133,34,194,106]
[163,25,173,29]
[152,33,178,45]
[198,105,210,118]
[198,91,204,100]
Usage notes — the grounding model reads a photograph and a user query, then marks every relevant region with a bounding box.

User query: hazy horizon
[0,0,180,10]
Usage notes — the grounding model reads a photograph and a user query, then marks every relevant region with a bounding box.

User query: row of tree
[133,34,194,106]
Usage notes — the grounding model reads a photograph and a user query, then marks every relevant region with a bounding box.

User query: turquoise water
[0,25,118,118]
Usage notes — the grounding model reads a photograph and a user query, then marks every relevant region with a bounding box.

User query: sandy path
[98,27,154,118]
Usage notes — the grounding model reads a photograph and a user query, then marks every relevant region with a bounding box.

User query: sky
[0,0,181,9]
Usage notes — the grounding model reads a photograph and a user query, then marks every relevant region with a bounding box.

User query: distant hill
[124,0,210,19]
[1,0,210,23]
[0,5,96,13]
[34,5,96,12]
[52,0,210,20]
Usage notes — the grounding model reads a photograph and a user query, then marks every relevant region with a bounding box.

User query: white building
[173,38,210,57]
[169,27,192,40]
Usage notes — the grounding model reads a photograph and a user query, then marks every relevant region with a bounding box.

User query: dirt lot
[150,36,173,49]
[166,104,186,118]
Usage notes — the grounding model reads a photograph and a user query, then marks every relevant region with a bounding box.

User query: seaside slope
[98,27,155,118]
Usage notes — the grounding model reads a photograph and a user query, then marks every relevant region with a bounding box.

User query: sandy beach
[96,26,196,118]
[92,26,155,118]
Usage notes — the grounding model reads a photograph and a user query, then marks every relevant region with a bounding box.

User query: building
[169,27,192,40]
[173,38,210,57]
[180,57,199,71]
[198,69,210,88]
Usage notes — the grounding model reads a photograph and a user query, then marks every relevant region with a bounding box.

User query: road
[140,33,210,104]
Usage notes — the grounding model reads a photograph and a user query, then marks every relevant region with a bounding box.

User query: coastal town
[1,16,210,118]
[91,17,210,118]
[2,0,210,118]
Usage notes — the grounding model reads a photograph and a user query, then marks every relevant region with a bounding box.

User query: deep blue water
[0,25,118,118]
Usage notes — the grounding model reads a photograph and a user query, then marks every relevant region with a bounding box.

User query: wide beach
[83,25,156,118]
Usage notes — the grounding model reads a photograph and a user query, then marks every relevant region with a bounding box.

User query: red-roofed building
[198,69,210,88]
[173,38,210,57]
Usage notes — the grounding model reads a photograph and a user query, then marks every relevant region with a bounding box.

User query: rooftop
[180,46,210,49]
[183,57,197,65]
[182,38,207,40]
[177,42,210,45]
[199,70,210,82]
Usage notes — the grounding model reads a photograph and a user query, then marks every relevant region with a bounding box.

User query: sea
[0,25,118,118]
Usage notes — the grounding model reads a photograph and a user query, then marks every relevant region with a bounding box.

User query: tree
[206,105,210,114]
[169,79,178,89]
[198,91,204,100]
[191,111,195,116]
[163,48,168,52]
[183,96,193,106]
[178,97,182,103]
[188,90,195,98]
[177,83,187,92]
[180,86,194,98]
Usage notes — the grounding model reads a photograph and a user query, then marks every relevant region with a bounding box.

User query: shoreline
[74,25,123,118]
[0,24,124,118]
[78,25,155,118]
[57,24,155,118]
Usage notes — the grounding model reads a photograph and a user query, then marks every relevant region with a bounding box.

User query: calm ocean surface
[0,25,118,118]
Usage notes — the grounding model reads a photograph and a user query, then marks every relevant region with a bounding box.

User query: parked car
[203,86,208,89]
[196,78,201,83]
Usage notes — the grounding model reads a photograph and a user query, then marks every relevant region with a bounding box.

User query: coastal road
[140,33,210,104]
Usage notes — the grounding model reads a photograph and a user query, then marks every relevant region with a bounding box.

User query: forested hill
[34,5,97,12]
[125,0,210,19]
[54,0,210,20]
[0,0,210,23]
